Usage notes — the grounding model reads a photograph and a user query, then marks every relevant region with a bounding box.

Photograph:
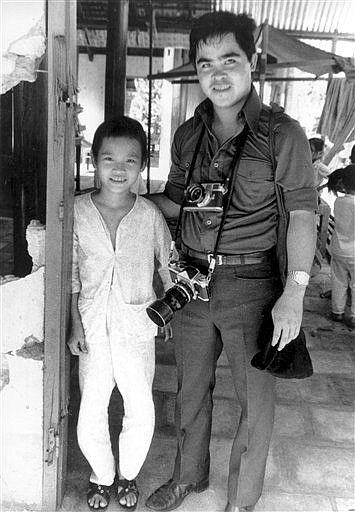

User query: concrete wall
[1,268,45,509]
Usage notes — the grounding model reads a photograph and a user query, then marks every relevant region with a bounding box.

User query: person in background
[68,116,172,511]
[327,165,355,329]
[145,11,317,512]
[309,137,331,189]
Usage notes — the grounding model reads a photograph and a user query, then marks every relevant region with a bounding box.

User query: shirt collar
[193,85,261,135]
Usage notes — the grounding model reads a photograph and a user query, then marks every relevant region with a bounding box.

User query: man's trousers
[171,259,282,508]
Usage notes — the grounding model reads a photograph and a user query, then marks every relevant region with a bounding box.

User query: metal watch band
[287,270,310,286]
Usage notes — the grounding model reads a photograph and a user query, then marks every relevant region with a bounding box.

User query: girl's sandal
[117,479,139,511]
[87,483,111,511]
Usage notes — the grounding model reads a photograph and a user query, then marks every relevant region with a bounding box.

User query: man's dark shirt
[165,86,318,255]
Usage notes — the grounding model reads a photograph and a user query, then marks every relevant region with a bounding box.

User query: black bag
[251,314,313,379]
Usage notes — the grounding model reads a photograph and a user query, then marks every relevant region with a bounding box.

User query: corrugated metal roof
[220,0,355,37]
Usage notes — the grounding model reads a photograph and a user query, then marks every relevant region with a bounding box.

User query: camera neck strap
[171,122,250,283]
[207,124,249,279]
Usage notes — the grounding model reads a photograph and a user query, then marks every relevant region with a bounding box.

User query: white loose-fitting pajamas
[72,192,172,486]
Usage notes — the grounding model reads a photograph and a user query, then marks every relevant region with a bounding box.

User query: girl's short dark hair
[91,116,147,164]
[189,11,257,66]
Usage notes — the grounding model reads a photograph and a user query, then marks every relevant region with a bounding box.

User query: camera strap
[206,124,249,280]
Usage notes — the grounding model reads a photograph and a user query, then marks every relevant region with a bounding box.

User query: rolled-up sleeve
[274,116,318,212]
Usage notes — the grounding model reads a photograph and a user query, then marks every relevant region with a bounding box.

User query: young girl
[68,117,173,510]
[328,164,355,328]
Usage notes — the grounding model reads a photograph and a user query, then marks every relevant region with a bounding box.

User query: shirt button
[205,218,212,226]
[213,162,219,168]
[185,162,190,168]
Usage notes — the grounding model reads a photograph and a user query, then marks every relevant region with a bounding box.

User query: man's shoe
[225,502,255,512]
[145,478,209,511]
[331,312,344,322]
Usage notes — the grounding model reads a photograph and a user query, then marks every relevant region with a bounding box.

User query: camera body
[146,260,210,327]
[168,260,210,302]
[184,182,227,212]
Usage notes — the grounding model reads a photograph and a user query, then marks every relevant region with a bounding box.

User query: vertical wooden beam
[147,1,153,192]
[43,0,76,510]
[259,20,269,104]
[105,0,129,119]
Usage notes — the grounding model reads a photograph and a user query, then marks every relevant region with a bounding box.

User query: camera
[146,260,210,327]
[184,183,227,212]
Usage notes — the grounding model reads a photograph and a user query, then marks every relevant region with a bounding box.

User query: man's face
[195,33,256,112]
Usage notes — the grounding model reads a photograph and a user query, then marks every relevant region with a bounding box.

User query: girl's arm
[67,293,88,355]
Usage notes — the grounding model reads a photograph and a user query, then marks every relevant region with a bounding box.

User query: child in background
[68,116,173,511]
[328,165,355,328]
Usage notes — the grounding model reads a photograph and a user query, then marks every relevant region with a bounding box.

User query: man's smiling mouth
[212,84,231,92]
[110,176,127,183]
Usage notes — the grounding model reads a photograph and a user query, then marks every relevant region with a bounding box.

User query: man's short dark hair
[91,116,147,165]
[189,11,257,66]
[308,137,325,152]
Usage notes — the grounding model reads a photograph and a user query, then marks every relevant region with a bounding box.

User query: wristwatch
[287,271,310,286]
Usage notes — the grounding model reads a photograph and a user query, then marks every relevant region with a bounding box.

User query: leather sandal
[86,483,111,511]
[145,477,209,511]
[117,478,139,511]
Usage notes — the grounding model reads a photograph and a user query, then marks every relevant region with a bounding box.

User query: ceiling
[78,0,355,40]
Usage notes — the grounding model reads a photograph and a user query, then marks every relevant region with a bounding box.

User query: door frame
[42,1,77,510]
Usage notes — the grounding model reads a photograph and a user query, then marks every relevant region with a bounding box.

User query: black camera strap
[207,124,249,280]
[171,123,250,284]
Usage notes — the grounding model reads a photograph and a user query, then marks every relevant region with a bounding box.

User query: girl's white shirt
[72,192,173,344]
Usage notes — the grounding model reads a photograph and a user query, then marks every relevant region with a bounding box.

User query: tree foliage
[129,78,163,143]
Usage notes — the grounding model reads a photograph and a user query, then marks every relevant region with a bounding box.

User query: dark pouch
[251,314,313,379]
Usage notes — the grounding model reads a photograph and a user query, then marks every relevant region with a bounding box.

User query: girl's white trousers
[77,328,155,486]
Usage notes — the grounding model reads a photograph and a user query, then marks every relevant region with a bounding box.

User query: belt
[183,247,274,265]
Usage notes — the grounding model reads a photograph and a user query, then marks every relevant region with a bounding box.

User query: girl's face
[94,136,144,194]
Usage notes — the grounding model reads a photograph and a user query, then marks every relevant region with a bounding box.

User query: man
[146,11,317,512]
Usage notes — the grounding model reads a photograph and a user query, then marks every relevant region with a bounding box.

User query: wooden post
[259,20,269,104]
[105,0,129,119]
[43,0,76,509]
[147,1,153,192]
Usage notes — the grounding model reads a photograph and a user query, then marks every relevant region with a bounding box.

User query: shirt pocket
[235,160,275,210]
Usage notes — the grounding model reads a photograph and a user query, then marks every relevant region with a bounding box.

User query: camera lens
[185,183,205,204]
[146,283,194,327]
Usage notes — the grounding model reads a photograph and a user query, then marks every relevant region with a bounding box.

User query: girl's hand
[160,323,173,342]
[67,321,88,355]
